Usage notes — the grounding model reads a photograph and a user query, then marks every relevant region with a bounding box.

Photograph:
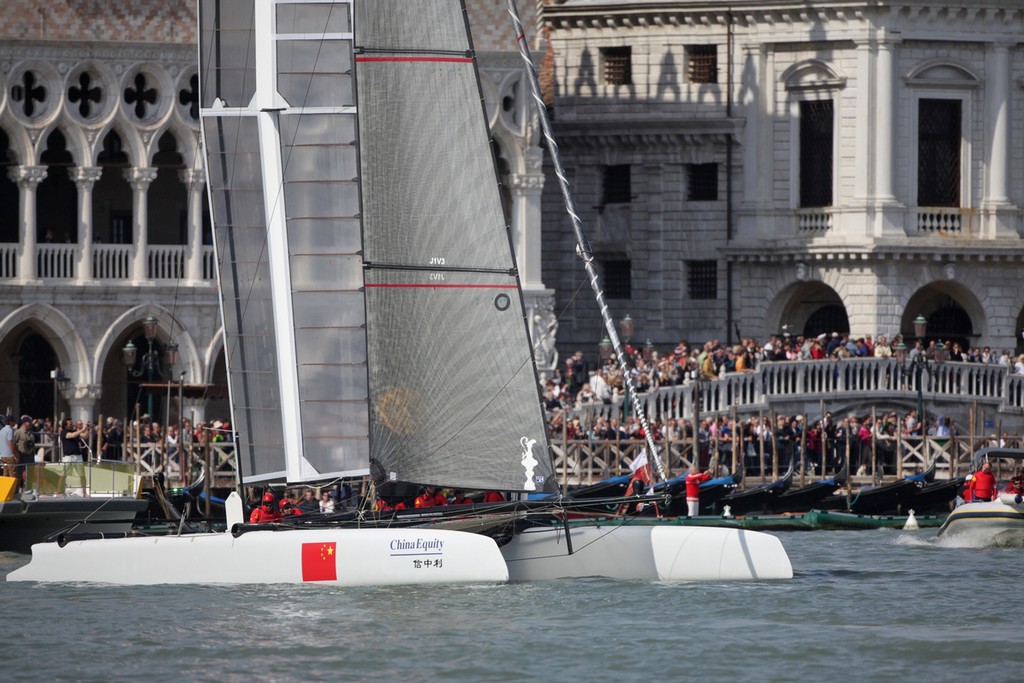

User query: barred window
[687,163,718,201]
[601,257,632,300]
[688,260,717,300]
[799,99,833,208]
[601,47,632,86]
[602,164,632,204]
[687,45,717,84]
[918,99,960,207]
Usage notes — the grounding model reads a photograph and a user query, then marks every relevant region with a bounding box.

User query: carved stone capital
[71,166,104,191]
[179,168,206,187]
[123,167,159,191]
[7,165,48,189]
[509,173,545,194]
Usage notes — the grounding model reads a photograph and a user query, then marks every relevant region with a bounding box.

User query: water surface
[3,529,1015,682]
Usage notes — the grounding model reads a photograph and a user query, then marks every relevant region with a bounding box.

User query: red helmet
[279,499,290,509]
[262,492,275,504]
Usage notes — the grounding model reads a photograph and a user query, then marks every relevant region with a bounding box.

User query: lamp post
[50,368,70,437]
[122,315,176,433]
[597,337,613,366]
[619,314,634,348]
[642,339,655,363]
[894,315,946,424]
[690,369,706,468]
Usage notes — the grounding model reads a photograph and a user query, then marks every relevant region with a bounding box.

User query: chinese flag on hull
[301,542,337,582]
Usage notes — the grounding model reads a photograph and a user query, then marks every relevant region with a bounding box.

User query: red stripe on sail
[355,56,473,63]
[301,542,337,582]
[364,284,518,289]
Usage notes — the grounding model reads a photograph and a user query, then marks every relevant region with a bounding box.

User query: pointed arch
[0,304,90,384]
[93,304,201,385]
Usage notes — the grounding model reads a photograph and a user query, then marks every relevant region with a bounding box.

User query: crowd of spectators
[542,332,1024,475]
[546,333,1024,418]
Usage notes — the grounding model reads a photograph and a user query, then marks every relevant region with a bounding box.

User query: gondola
[714,463,795,515]
[910,476,965,515]
[769,460,849,514]
[818,477,920,515]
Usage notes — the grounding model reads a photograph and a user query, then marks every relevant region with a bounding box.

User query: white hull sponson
[937,494,1024,547]
[501,524,793,581]
[7,526,508,586]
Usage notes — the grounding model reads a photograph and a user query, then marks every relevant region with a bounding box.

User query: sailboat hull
[500,523,793,581]
[7,528,508,586]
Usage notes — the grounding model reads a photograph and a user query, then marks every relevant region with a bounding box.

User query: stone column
[8,165,47,281]
[874,35,898,202]
[72,166,103,282]
[985,43,1010,205]
[125,167,158,283]
[509,169,545,287]
[68,385,101,425]
[180,168,207,283]
[510,148,557,380]
[740,45,764,206]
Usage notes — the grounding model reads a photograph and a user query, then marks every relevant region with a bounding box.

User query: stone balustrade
[0,243,215,283]
[573,357,1024,427]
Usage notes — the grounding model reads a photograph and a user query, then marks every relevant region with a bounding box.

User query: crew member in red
[414,486,447,508]
[960,475,973,504]
[684,464,712,517]
[482,491,504,503]
[1004,475,1023,495]
[967,461,997,502]
[375,499,393,512]
[249,492,283,523]
[450,490,473,505]
[279,498,302,516]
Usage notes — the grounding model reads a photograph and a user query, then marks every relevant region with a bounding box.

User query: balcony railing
[573,358,1023,428]
[148,245,186,279]
[93,244,132,279]
[0,243,216,283]
[916,207,965,234]
[36,244,77,279]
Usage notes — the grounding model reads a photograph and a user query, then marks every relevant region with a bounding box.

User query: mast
[504,0,669,485]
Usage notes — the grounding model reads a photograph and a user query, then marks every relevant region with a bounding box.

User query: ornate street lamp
[598,337,613,364]
[619,314,634,345]
[642,339,655,362]
[896,316,944,423]
[123,316,178,430]
[51,368,70,428]
[913,314,928,340]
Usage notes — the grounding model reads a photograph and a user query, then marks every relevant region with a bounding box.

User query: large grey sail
[355,0,555,492]
[200,0,369,483]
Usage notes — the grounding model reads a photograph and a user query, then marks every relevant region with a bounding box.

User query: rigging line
[505,0,669,486]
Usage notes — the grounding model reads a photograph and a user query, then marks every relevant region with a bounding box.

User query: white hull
[500,523,793,581]
[937,498,1024,547]
[7,527,508,586]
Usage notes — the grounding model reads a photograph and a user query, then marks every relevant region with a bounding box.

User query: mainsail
[199,0,554,493]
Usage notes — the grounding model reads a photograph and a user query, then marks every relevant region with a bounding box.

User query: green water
[2,529,1015,682]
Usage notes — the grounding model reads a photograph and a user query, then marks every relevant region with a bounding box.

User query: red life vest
[685,471,711,501]
[970,470,997,502]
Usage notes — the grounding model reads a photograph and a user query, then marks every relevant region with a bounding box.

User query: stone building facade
[0,0,554,424]
[540,0,1024,359]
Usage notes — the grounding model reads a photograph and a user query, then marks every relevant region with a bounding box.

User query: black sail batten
[364,261,517,277]
[356,0,555,493]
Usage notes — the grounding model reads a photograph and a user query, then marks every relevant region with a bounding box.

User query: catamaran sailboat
[9,0,791,585]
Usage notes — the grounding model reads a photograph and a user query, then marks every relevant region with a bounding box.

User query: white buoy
[903,509,920,531]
